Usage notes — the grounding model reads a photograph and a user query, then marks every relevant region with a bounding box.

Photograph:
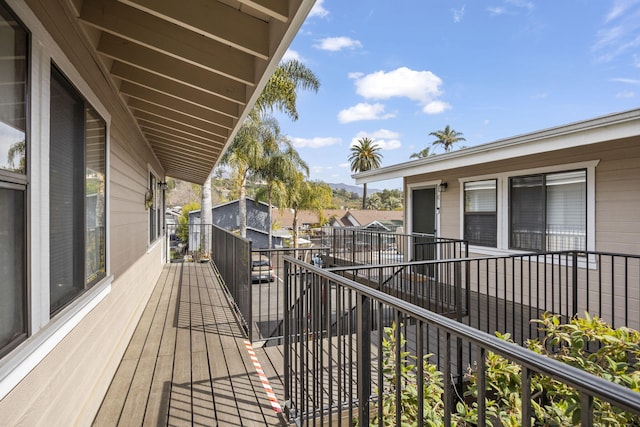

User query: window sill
[466,245,597,269]
[0,275,113,400]
[147,236,163,254]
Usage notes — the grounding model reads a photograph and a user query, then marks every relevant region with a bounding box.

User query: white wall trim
[0,277,112,401]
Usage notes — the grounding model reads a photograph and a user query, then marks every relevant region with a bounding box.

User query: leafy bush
[367,314,640,426]
[370,322,445,426]
[459,313,640,426]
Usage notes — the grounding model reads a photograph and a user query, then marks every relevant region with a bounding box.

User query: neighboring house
[326,209,404,232]
[353,109,640,256]
[0,0,313,425]
[273,208,404,232]
[188,198,272,249]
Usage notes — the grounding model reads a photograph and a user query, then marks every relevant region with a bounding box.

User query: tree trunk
[362,182,368,210]
[239,175,247,238]
[267,188,273,249]
[200,173,212,256]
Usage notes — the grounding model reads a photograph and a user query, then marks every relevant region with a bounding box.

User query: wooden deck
[93,262,286,427]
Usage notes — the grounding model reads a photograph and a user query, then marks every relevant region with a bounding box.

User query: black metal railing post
[571,251,579,317]
[357,293,371,426]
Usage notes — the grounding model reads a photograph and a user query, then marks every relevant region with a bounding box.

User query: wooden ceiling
[74,0,314,184]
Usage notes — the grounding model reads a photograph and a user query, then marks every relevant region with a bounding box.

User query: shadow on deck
[93,262,285,427]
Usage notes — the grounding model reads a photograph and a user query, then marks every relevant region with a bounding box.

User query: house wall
[404,136,640,329]
[0,1,166,424]
[405,136,640,254]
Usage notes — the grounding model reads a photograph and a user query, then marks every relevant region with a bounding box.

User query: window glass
[546,170,586,251]
[0,3,27,174]
[464,180,497,247]
[509,171,586,252]
[0,1,28,356]
[149,172,157,242]
[85,107,106,286]
[50,66,106,313]
[0,187,26,355]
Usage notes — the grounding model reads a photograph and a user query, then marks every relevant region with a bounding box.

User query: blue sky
[273,0,640,189]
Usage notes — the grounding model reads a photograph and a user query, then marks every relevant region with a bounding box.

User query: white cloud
[611,77,640,85]
[350,129,402,150]
[282,49,301,62]
[350,67,449,114]
[338,103,395,123]
[616,90,636,98]
[488,0,534,16]
[291,136,341,148]
[488,7,507,15]
[593,2,640,62]
[606,0,640,23]
[422,100,451,114]
[339,162,350,168]
[453,6,466,23]
[315,37,363,52]
[308,0,329,18]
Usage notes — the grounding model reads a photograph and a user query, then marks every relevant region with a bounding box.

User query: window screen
[464,180,497,247]
[50,66,106,314]
[0,1,28,356]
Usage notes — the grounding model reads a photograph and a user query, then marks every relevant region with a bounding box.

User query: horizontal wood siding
[0,0,168,425]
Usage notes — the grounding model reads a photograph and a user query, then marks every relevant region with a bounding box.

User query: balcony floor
[93,262,285,426]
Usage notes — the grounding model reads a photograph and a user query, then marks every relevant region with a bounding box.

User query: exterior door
[411,187,437,274]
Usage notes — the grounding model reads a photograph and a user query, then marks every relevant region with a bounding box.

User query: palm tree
[253,59,320,121]
[283,172,332,248]
[221,116,279,237]
[255,134,309,248]
[409,146,431,159]
[348,137,383,209]
[429,125,466,153]
[217,60,319,237]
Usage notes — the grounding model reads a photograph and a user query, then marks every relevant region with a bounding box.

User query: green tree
[255,132,309,248]
[221,116,279,238]
[7,139,25,173]
[219,60,319,238]
[253,59,320,121]
[284,173,332,248]
[409,146,431,159]
[429,125,465,153]
[177,202,201,244]
[348,137,383,210]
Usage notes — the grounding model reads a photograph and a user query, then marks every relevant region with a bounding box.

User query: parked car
[251,254,275,283]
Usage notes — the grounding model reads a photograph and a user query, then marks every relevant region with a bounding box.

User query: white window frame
[147,166,163,250]
[0,0,113,400]
[459,160,599,257]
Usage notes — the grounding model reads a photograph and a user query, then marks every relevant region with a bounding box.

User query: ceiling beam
[119,0,270,59]
[80,0,257,86]
[98,33,247,105]
[237,0,290,23]
[120,81,236,128]
[111,63,240,119]
[127,98,231,138]
[132,110,225,142]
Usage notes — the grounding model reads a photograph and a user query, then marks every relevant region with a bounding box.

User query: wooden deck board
[93,262,284,427]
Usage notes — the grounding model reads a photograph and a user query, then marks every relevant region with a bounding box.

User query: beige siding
[405,136,640,254]
[0,1,170,425]
[0,247,163,426]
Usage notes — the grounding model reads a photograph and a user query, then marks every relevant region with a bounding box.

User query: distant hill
[327,182,381,197]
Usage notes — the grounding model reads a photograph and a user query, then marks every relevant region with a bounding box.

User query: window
[148,172,162,243]
[510,170,586,252]
[0,1,28,356]
[50,66,106,314]
[464,180,497,247]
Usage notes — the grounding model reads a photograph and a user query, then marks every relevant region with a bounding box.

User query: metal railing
[251,247,329,344]
[320,226,467,267]
[283,256,640,426]
[211,225,252,338]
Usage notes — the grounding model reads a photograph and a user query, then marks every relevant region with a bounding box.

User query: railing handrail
[283,255,640,418]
